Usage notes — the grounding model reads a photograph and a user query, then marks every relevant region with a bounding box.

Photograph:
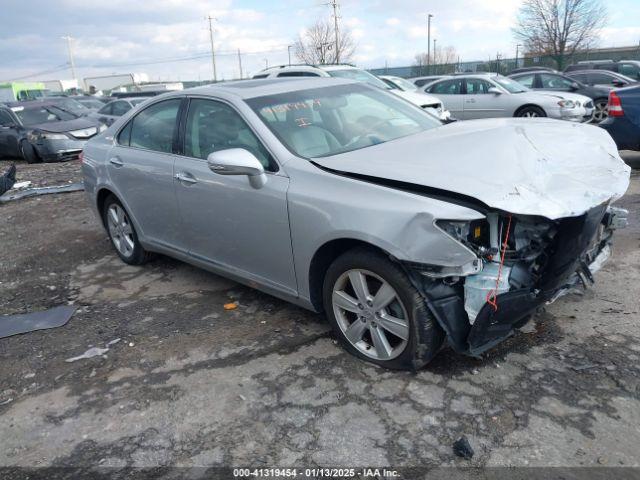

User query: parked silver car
[82,78,630,369]
[88,97,148,126]
[423,74,591,121]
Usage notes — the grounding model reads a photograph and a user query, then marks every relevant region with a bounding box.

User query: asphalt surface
[1,157,639,476]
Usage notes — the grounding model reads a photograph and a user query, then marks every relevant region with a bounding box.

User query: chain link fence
[368,46,640,79]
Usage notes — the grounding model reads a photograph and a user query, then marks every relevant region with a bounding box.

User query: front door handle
[175,172,198,184]
[109,157,124,167]
[465,99,476,104]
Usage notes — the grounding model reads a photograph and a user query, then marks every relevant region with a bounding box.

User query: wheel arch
[96,187,116,228]
[307,238,394,312]
[514,104,545,117]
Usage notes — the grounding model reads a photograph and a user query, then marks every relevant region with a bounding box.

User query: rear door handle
[465,99,476,103]
[175,172,198,184]
[109,157,124,167]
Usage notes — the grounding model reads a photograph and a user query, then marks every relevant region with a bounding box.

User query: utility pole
[327,0,340,63]
[427,14,433,75]
[237,49,243,79]
[515,44,522,69]
[288,45,293,66]
[264,58,269,69]
[206,15,218,82]
[433,38,437,74]
[61,35,76,80]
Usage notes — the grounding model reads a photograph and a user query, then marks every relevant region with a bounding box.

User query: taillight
[608,91,624,117]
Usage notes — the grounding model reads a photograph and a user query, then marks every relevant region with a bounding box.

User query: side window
[428,79,463,94]
[570,73,588,84]
[183,98,276,172]
[514,74,535,88]
[465,79,492,94]
[111,101,132,116]
[129,99,181,153]
[0,110,14,126]
[252,74,269,79]
[98,103,112,115]
[540,74,573,89]
[589,73,617,85]
[117,121,132,146]
[619,63,640,80]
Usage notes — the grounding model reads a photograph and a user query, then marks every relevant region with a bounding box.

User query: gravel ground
[0,157,639,477]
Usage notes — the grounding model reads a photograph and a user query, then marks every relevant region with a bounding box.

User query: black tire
[515,106,546,118]
[20,141,40,164]
[592,98,609,123]
[102,195,153,265]
[322,247,445,370]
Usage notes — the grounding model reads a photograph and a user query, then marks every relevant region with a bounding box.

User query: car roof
[5,100,65,109]
[510,70,564,76]
[178,77,358,100]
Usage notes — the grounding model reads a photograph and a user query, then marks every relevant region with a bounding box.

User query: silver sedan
[423,74,591,121]
[82,78,629,369]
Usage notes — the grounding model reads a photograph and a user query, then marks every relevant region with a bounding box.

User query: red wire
[486,214,513,312]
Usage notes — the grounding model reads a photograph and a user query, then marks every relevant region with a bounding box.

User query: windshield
[493,77,528,93]
[14,105,77,125]
[247,83,441,158]
[76,98,105,109]
[326,69,392,90]
[52,98,89,112]
[389,77,419,91]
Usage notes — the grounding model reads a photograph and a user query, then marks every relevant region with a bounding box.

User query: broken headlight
[436,219,490,250]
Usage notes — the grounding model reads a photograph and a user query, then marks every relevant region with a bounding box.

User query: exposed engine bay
[408,205,629,356]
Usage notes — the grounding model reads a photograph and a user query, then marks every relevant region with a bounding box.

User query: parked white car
[253,64,451,121]
[379,75,451,121]
[423,74,592,122]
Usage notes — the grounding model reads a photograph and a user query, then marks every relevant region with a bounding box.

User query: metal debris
[0,305,76,339]
[453,436,475,459]
[0,164,16,196]
[0,182,84,203]
[65,347,109,363]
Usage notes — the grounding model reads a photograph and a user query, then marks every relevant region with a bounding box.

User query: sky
[1,0,639,85]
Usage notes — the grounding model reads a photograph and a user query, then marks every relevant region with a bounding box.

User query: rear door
[425,78,464,118]
[106,98,185,249]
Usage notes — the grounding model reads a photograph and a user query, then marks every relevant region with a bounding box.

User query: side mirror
[570,82,580,90]
[207,148,267,189]
[1,122,17,129]
[613,80,626,87]
[487,87,502,95]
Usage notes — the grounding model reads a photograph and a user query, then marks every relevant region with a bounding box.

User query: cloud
[386,17,401,27]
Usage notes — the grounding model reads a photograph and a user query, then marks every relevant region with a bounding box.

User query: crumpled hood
[29,118,98,134]
[312,118,631,219]
[393,89,442,107]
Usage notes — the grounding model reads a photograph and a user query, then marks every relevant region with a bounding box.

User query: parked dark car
[0,101,105,163]
[509,70,610,122]
[600,85,640,151]
[74,96,110,110]
[565,60,640,82]
[565,69,637,91]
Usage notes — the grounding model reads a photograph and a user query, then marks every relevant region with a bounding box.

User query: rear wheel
[516,106,546,118]
[592,99,609,123]
[20,141,40,164]
[323,248,445,370]
[103,195,152,265]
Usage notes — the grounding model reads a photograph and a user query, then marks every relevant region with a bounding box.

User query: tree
[513,0,607,69]
[413,46,458,75]
[294,19,356,65]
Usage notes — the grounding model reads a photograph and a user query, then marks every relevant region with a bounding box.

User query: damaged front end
[406,205,628,356]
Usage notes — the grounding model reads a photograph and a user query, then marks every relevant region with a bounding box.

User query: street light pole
[433,38,437,74]
[61,35,76,80]
[207,15,218,82]
[427,14,433,75]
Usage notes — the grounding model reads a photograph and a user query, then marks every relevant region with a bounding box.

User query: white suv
[253,64,451,121]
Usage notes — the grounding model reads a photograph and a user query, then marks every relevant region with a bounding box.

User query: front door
[174,98,297,294]
[462,78,507,119]
[425,78,464,119]
[106,98,184,249]
[0,109,20,158]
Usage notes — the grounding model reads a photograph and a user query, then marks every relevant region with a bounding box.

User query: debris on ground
[224,302,238,310]
[107,338,121,346]
[0,182,84,203]
[12,181,31,189]
[65,347,110,363]
[0,305,76,339]
[0,164,16,196]
[453,436,475,459]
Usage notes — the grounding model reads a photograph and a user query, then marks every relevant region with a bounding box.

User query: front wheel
[20,141,40,164]
[516,106,546,118]
[322,248,445,370]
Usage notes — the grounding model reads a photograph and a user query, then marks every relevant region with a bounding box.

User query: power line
[2,63,70,82]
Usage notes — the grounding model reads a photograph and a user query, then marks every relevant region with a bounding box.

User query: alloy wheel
[523,110,539,118]
[332,269,409,360]
[107,204,135,258]
[592,101,609,123]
